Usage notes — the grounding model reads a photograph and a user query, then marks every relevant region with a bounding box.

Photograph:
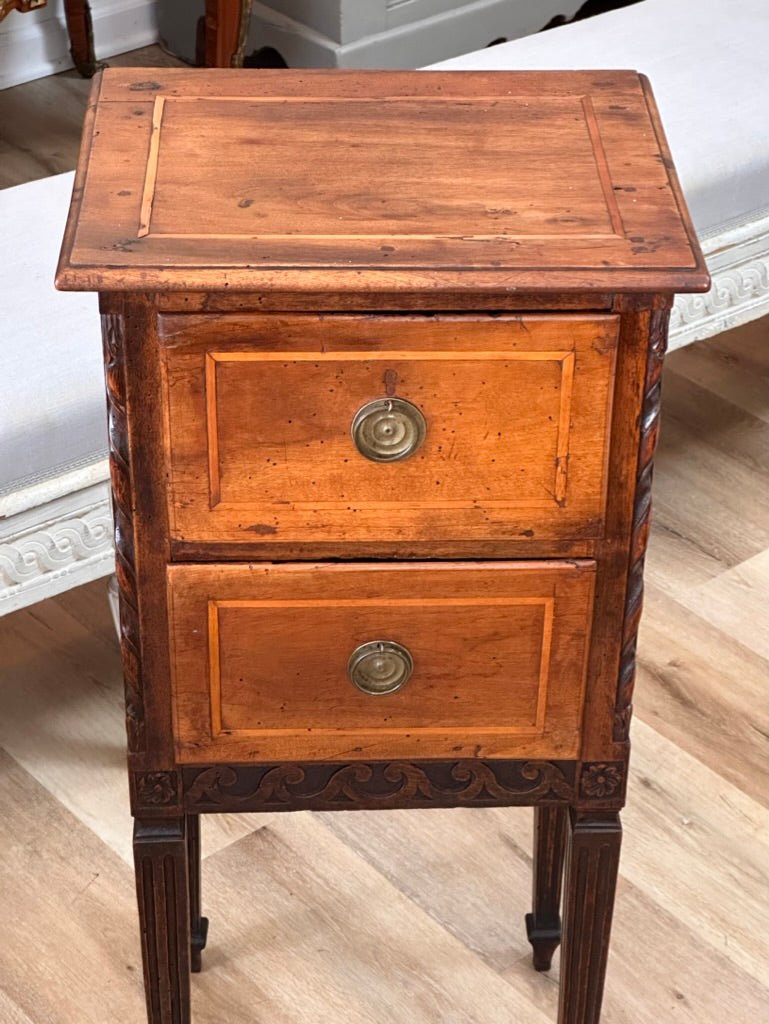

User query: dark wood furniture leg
[558,811,622,1024]
[186,814,208,973]
[62,0,101,77]
[526,804,568,971]
[202,0,253,67]
[134,817,192,1024]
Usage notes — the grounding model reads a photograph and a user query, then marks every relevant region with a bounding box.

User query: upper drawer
[160,314,618,547]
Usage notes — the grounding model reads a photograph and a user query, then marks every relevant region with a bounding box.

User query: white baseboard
[0,0,159,90]
[244,0,583,69]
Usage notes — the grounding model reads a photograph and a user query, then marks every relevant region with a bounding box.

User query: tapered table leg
[134,817,191,1024]
[526,804,568,971]
[62,0,102,77]
[558,810,622,1024]
[186,814,209,973]
[203,0,254,67]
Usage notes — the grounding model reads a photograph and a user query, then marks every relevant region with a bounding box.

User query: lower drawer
[168,560,595,763]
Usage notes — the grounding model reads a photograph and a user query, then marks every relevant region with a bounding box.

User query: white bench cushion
[429,0,769,236]
[0,172,105,500]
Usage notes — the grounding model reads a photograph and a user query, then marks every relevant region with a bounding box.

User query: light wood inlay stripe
[208,351,573,362]
[149,232,620,242]
[581,95,625,237]
[204,353,221,508]
[206,596,555,738]
[151,94,593,104]
[555,351,575,505]
[137,96,165,238]
[204,350,576,512]
[536,597,556,732]
[213,598,553,609]
[208,600,222,738]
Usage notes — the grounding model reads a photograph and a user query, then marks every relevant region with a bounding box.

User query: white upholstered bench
[1,0,767,614]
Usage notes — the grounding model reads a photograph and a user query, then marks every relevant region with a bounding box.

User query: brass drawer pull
[351,398,426,462]
[347,640,414,695]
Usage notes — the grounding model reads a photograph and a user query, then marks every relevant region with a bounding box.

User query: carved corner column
[102,311,145,756]
[614,309,670,742]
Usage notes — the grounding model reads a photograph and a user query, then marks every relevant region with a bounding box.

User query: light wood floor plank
[0,748,146,1023]
[651,418,768,573]
[1,48,766,1024]
[665,317,769,423]
[0,988,37,1024]
[661,367,768,475]
[194,812,552,1024]
[621,719,768,984]
[0,588,278,864]
[634,582,768,802]
[501,877,768,1024]
[318,803,536,974]
[674,549,769,660]
[319,724,769,1019]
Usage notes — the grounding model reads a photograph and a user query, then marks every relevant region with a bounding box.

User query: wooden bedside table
[56,68,708,1024]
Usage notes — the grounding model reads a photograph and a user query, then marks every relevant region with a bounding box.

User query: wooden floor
[1,48,767,1024]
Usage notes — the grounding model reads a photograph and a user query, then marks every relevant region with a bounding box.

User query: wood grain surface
[168,561,595,763]
[14,51,761,1024]
[55,68,709,295]
[161,313,618,548]
[0,319,765,1024]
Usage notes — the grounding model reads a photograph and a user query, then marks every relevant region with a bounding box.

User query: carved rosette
[613,309,670,742]
[579,762,625,801]
[183,760,576,813]
[102,313,145,752]
[134,770,181,810]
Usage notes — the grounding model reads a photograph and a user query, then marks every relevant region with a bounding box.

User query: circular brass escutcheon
[347,640,414,695]
[351,397,426,462]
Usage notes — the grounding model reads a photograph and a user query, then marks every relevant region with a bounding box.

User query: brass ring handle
[351,398,426,462]
[347,640,414,695]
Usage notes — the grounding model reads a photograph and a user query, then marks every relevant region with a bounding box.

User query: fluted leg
[526,804,568,971]
[187,814,209,973]
[558,811,622,1024]
[134,817,191,1024]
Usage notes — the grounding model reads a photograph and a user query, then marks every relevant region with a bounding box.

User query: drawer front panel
[160,315,618,547]
[169,560,595,763]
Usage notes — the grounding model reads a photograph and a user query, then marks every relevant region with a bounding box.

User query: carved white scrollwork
[670,216,769,350]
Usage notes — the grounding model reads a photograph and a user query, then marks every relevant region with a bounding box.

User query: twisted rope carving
[103,313,145,752]
[613,310,670,742]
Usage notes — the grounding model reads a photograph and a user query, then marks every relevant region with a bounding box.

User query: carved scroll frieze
[184,760,577,813]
